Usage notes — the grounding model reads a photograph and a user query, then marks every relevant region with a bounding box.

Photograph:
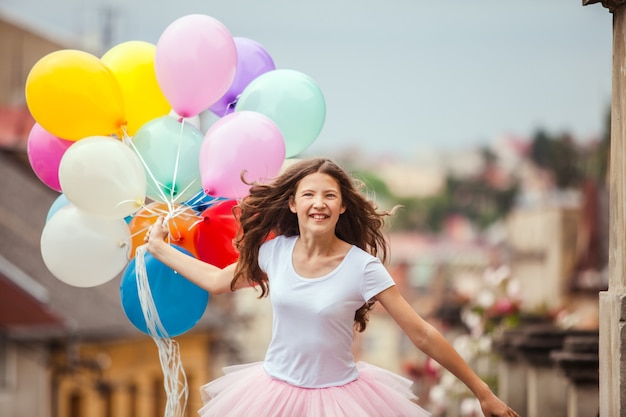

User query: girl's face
[289,172,346,234]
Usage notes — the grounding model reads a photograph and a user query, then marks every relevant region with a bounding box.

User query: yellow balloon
[25,49,126,141]
[102,41,171,136]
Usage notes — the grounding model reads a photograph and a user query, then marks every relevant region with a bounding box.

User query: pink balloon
[200,111,285,198]
[27,123,73,191]
[155,14,237,118]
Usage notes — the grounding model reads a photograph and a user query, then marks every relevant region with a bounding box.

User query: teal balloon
[235,69,325,158]
[132,116,204,203]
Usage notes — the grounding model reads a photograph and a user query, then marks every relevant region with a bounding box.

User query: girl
[145,158,519,417]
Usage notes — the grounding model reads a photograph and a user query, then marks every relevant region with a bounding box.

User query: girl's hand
[141,215,238,294]
[479,392,520,417]
[144,216,170,250]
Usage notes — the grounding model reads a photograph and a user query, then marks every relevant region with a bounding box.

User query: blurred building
[0,10,64,149]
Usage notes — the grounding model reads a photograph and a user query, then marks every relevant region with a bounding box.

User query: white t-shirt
[258,235,396,388]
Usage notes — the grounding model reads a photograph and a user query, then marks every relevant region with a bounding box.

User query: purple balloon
[210,37,275,117]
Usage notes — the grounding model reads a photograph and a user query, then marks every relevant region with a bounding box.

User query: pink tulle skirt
[199,361,430,417]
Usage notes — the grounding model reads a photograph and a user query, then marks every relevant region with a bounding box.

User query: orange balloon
[129,202,200,258]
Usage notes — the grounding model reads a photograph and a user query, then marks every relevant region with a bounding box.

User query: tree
[351,149,519,233]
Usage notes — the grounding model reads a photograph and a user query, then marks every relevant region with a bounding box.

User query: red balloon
[195,200,240,268]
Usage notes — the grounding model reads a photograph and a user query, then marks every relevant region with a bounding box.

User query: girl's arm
[376,285,520,417]
[145,216,240,295]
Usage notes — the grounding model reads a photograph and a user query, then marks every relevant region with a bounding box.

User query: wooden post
[583,1,626,416]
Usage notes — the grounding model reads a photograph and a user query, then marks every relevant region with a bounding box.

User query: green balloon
[235,69,326,157]
[132,116,204,203]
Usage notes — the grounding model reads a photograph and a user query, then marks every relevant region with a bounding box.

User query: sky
[1,0,614,160]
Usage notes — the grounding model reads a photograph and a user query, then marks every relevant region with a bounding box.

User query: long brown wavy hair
[231,158,394,331]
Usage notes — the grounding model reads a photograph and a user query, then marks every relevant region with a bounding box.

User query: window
[69,391,83,417]
[153,378,165,417]
[0,338,15,391]
[128,383,138,417]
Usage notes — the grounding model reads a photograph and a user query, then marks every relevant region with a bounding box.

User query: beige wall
[506,206,584,312]
[53,333,214,417]
[0,341,51,417]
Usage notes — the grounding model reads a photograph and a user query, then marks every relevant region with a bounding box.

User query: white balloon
[198,108,220,134]
[59,136,147,218]
[41,205,131,287]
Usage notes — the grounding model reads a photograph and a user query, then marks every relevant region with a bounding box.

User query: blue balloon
[46,194,70,222]
[182,190,228,213]
[120,245,209,337]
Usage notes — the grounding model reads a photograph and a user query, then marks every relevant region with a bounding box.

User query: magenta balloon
[27,123,73,192]
[155,14,237,118]
[199,111,285,199]
[209,37,276,117]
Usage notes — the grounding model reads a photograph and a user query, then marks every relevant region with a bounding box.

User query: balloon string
[170,119,186,203]
[120,125,208,211]
[186,190,217,207]
[122,134,174,209]
[120,124,129,141]
[135,244,189,417]
[169,178,199,205]
[125,198,206,247]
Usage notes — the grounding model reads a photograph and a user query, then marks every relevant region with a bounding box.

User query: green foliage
[445,175,519,230]
[349,109,610,233]
[392,193,453,232]
[582,105,610,183]
[352,169,394,201]
[351,155,519,232]
[530,130,583,188]
[529,107,610,188]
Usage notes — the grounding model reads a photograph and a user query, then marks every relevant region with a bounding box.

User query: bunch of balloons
[27,14,326,336]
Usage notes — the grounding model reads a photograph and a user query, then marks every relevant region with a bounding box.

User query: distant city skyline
[1,0,614,159]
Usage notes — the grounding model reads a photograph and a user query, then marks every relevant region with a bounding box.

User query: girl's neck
[295,233,347,257]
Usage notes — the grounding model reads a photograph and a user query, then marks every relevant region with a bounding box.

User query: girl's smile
[289,172,346,230]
